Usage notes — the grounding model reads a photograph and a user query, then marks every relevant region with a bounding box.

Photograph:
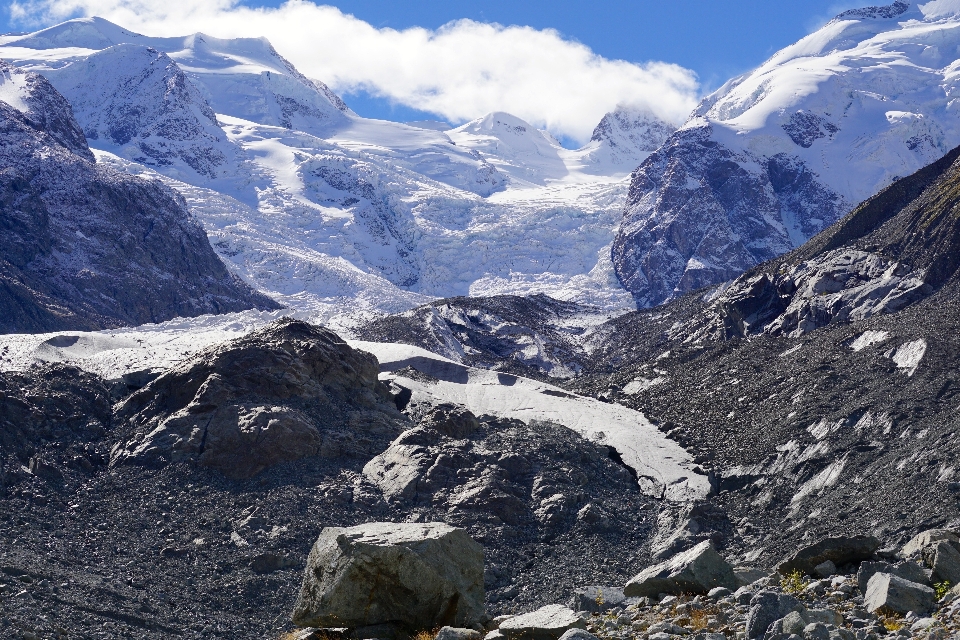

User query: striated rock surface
[111,319,405,479]
[777,536,880,576]
[0,59,277,333]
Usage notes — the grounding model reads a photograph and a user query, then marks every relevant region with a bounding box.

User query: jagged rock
[112,319,405,479]
[623,541,738,597]
[0,59,277,333]
[803,622,829,640]
[781,611,808,635]
[903,529,960,557]
[498,605,586,640]
[292,522,484,630]
[777,536,880,576]
[745,592,804,640]
[813,561,836,578]
[863,573,936,615]
[927,540,960,585]
[435,627,482,640]
[856,561,933,592]
[568,586,625,613]
[556,631,599,640]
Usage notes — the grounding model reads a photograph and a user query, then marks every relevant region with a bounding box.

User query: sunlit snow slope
[0,17,674,321]
[613,0,960,307]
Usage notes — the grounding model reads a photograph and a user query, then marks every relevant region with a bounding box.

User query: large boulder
[927,540,960,585]
[863,573,936,615]
[623,541,738,597]
[292,522,485,630]
[498,605,586,640]
[902,529,960,557]
[857,560,931,592]
[777,535,880,576]
[568,586,626,613]
[744,591,804,640]
[111,319,406,479]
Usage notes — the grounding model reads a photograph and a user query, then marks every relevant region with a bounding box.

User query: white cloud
[9,0,700,143]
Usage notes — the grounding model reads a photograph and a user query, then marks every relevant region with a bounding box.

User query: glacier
[0,17,676,324]
[613,0,960,307]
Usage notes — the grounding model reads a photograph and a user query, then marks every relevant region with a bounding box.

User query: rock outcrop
[777,536,881,576]
[0,59,278,334]
[498,605,586,640]
[863,572,936,615]
[291,522,484,630]
[623,541,738,598]
[111,319,405,479]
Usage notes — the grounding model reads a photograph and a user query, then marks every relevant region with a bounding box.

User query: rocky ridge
[0,59,278,333]
[612,1,960,308]
[0,318,658,639]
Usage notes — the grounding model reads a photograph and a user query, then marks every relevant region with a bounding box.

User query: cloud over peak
[10,0,701,143]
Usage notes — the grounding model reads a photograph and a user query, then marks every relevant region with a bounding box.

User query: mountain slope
[574,137,960,566]
[613,1,960,308]
[43,43,246,184]
[0,18,671,317]
[0,60,278,333]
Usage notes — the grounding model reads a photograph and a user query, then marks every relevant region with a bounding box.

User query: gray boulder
[623,541,738,597]
[292,522,485,630]
[777,536,880,576]
[556,631,599,640]
[902,529,960,557]
[857,560,932,592]
[863,573,936,615]
[745,591,805,640]
[781,611,807,635]
[802,623,829,640]
[436,628,482,640]
[498,605,586,640]
[568,586,625,613]
[927,540,960,584]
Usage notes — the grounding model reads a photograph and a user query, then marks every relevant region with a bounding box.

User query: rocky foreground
[288,529,960,640]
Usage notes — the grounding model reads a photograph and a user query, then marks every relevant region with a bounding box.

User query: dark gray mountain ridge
[0,59,279,333]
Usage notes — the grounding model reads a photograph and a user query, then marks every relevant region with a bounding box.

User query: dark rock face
[356,294,607,380]
[682,145,960,340]
[0,364,112,490]
[611,125,847,308]
[0,60,278,333]
[112,319,405,479]
[777,536,881,576]
[45,44,240,179]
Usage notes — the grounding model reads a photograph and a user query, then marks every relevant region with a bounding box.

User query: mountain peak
[833,1,912,22]
[1,16,143,50]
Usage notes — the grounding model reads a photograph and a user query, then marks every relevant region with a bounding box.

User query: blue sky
[2,0,879,136]
[222,0,875,122]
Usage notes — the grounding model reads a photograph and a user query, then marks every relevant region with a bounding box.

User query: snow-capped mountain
[0,60,276,333]
[613,0,960,308]
[0,17,674,321]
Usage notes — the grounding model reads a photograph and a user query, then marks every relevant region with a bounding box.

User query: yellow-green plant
[595,590,605,609]
[879,612,904,632]
[935,581,952,600]
[780,569,810,595]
